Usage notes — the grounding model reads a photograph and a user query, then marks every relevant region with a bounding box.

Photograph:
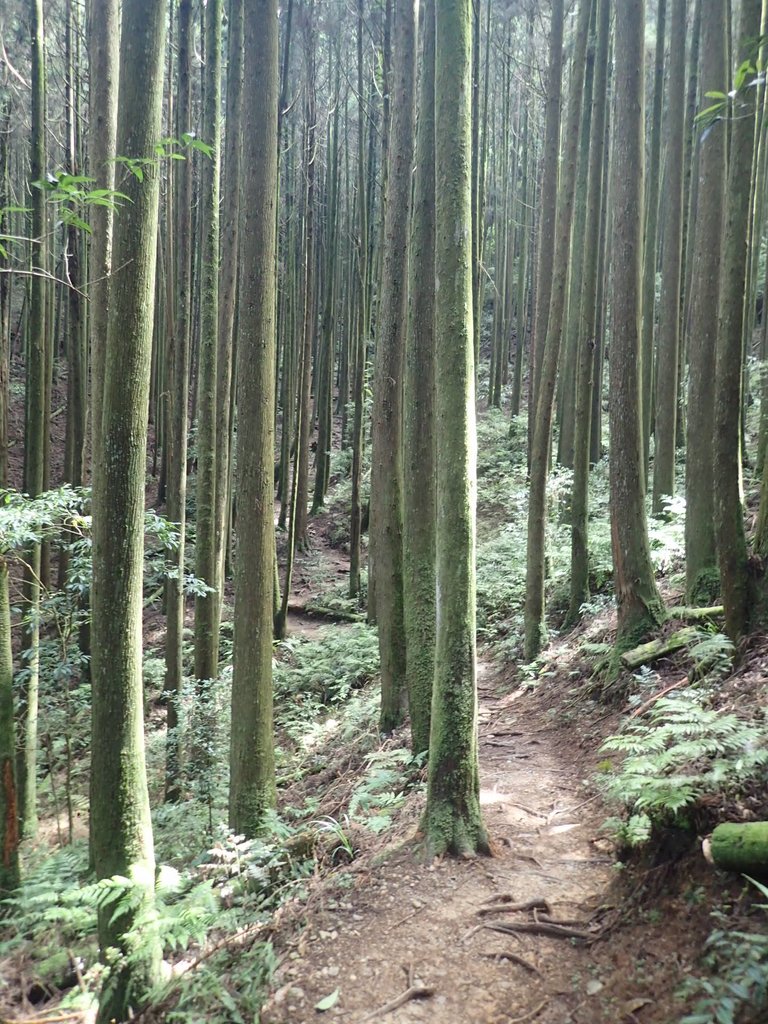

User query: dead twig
[627,677,689,719]
[385,908,420,932]
[356,984,435,1023]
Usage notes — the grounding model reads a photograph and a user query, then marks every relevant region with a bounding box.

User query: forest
[2,0,768,1021]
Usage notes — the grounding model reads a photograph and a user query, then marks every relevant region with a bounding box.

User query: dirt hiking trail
[261,655,623,1024]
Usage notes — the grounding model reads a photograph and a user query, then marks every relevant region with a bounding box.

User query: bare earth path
[261,658,620,1024]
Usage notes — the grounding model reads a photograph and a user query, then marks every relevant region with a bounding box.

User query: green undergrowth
[4,604,389,1021]
[679,879,768,1024]
[596,630,768,849]
[473,412,686,657]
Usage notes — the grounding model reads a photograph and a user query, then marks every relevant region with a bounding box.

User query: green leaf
[186,137,214,158]
[315,989,340,1012]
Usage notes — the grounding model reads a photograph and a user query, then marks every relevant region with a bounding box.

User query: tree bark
[229,0,279,836]
[90,0,166,1016]
[369,0,416,733]
[403,0,436,756]
[714,0,761,643]
[523,0,592,660]
[685,1,727,604]
[609,0,666,653]
[652,0,686,514]
[423,0,489,859]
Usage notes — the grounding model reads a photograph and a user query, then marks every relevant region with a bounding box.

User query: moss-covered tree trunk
[20,0,48,840]
[529,0,563,425]
[523,0,592,661]
[609,0,666,654]
[566,0,609,625]
[293,7,317,556]
[90,0,166,1017]
[557,4,596,471]
[164,0,193,802]
[369,0,416,733]
[684,1,726,604]
[714,0,762,643]
[229,0,279,837]
[349,0,369,600]
[651,0,686,515]
[423,0,489,860]
[0,99,10,487]
[0,558,18,894]
[214,0,244,613]
[403,0,436,756]
[194,0,222,694]
[641,0,666,477]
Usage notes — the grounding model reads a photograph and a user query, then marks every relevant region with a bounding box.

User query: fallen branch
[627,677,689,719]
[619,626,700,671]
[356,984,435,1023]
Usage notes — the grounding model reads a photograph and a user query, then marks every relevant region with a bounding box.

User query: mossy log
[704,822,768,874]
[666,605,724,621]
[620,626,700,670]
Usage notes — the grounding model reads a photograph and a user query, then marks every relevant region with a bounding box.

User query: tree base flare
[421,801,491,859]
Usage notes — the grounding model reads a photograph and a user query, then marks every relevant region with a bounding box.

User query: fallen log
[620,626,700,671]
[703,822,768,874]
[666,605,724,621]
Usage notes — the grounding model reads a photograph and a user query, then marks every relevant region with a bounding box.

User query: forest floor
[255,525,743,1024]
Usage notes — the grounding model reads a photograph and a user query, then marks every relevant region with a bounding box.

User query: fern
[600,691,768,846]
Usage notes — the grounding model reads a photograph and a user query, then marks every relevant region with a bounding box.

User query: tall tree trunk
[529,0,563,431]
[165,0,194,802]
[641,0,666,477]
[293,5,317,554]
[0,556,18,894]
[19,0,48,840]
[557,3,596,470]
[685,1,727,604]
[652,0,686,514]
[229,0,279,837]
[403,0,436,756]
[567,0,609,624]
[349,0,369,600]
[523,0,592,661]
[194,0,223,693]
[0,99,10,487]
[312,53,340,514]
[423,0,489,860]
[714,0,762,642]
[90,0,166,1016]
[369,0,416,733]
[609,0,666,654]
[214,0,244,610]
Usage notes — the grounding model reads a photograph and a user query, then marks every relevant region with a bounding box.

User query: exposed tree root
[356,983,435,1022]
[480,920,596,942]
[477,897,552,917]
[479,951,542,976]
